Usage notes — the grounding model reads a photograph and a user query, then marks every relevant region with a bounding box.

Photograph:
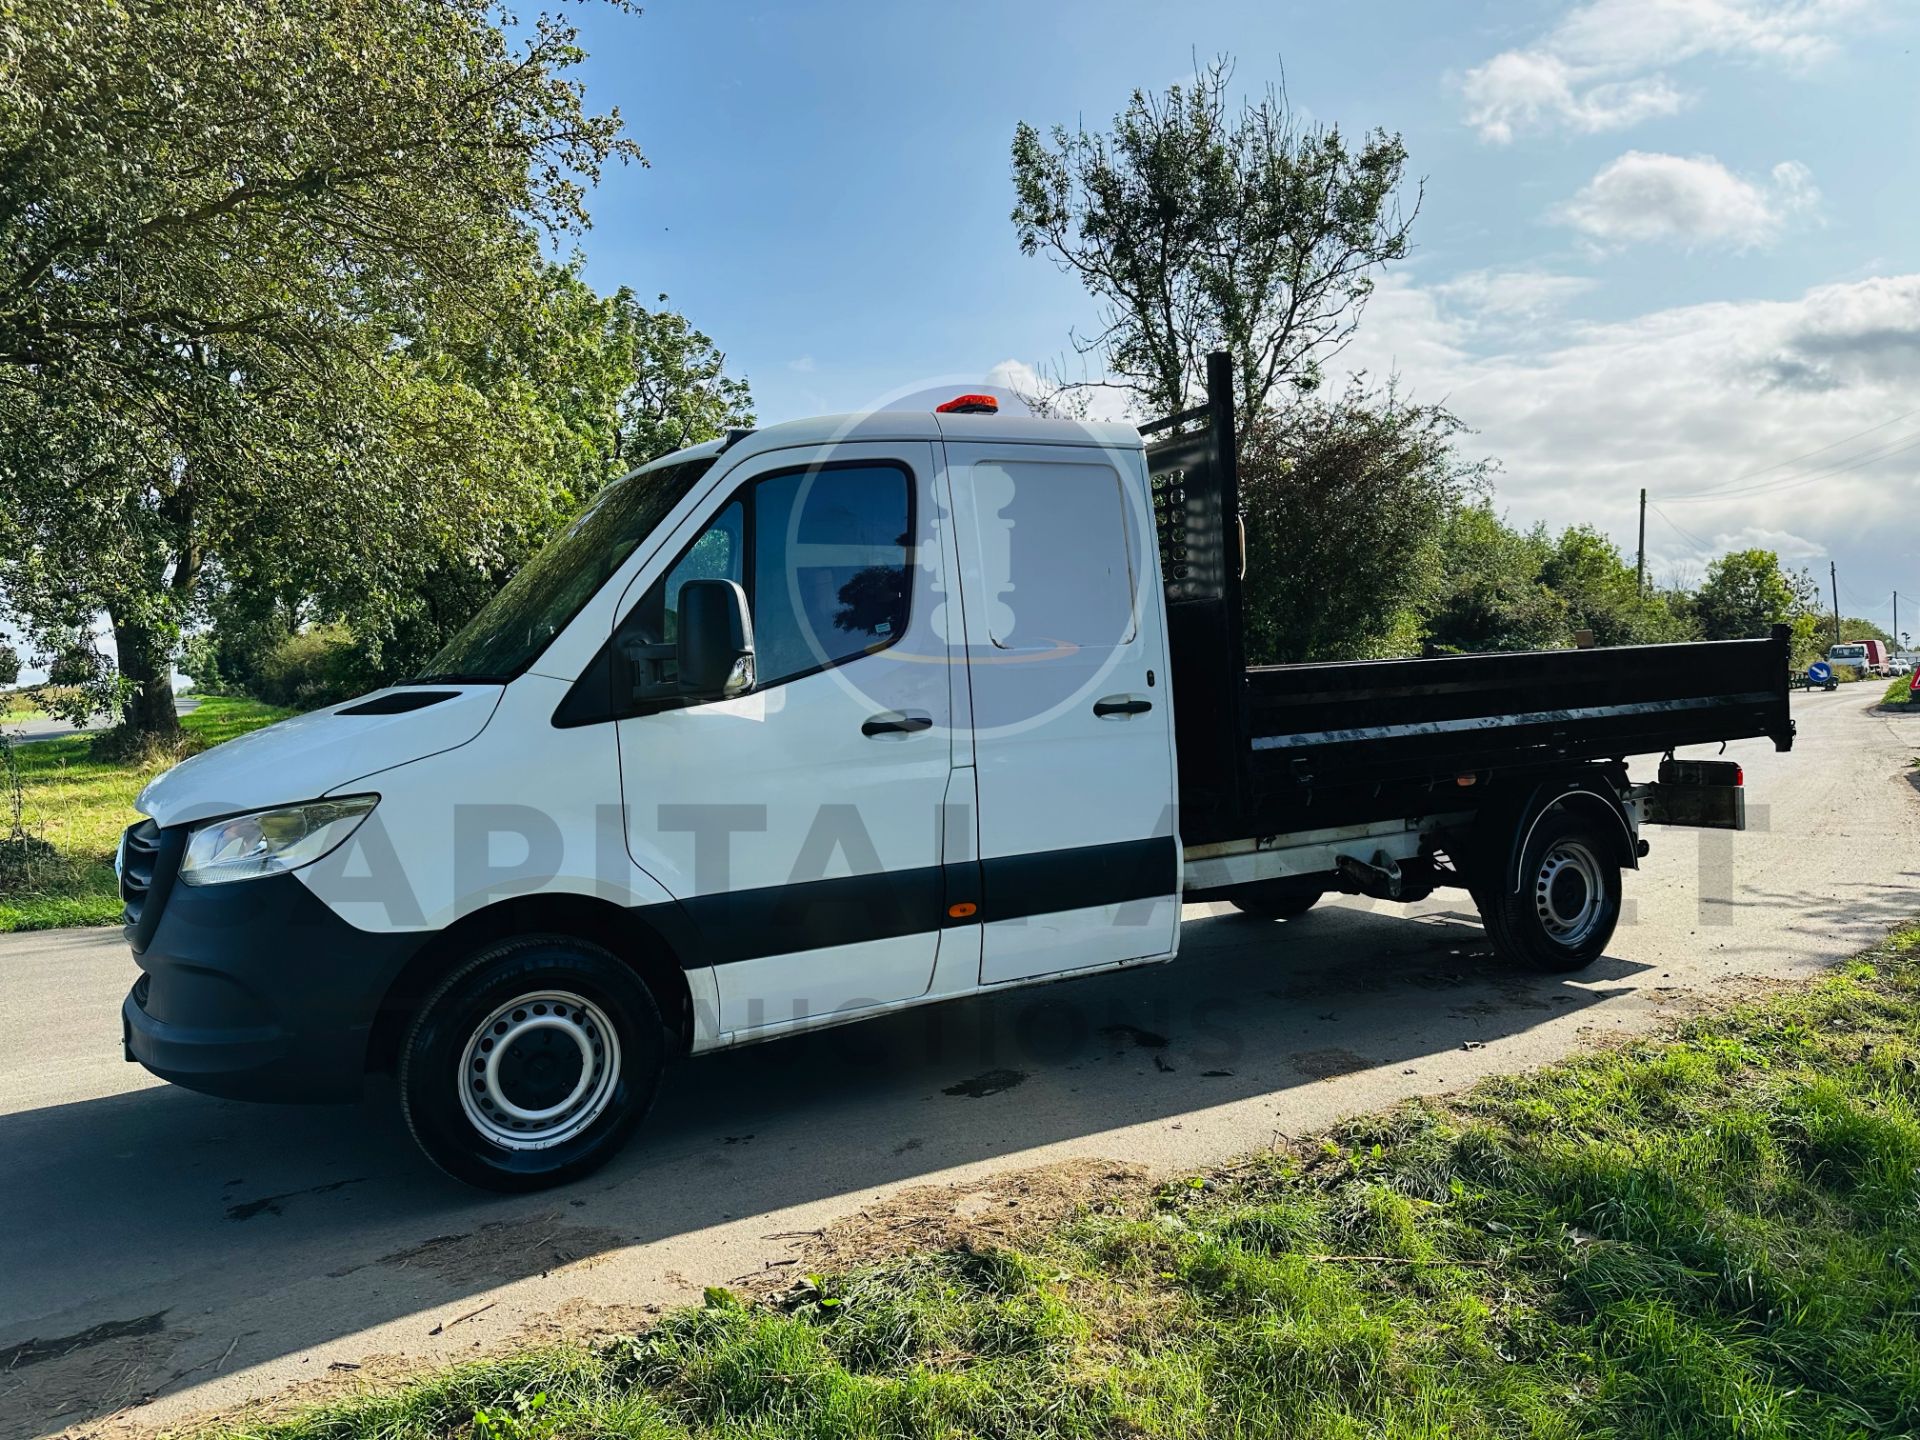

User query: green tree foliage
[1011,57,1416,426]
[1423,506,1564,656]
[1540,525,1692,646]
[1239,389,1483,664]
[0,0,640,742]
[1694,550,1825,669]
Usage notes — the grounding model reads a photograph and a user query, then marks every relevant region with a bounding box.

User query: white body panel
[940,437,1180,985]
[610,440,964,1035]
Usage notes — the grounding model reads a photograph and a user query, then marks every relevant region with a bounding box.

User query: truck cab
[120,359,1791,1190]
[1826,640,1887,676]
[122,404,1187,1187]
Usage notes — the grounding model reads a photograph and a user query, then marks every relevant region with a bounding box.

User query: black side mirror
[676,578,755,699]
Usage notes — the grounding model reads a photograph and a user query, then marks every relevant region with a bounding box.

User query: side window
[968,459,1135,651]
[753,464,910,685]
[612,462,910,709]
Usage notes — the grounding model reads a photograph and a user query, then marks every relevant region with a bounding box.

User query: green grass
[0,696,291,932]
[198,923,1920,1440]
[1883,675,1912,707]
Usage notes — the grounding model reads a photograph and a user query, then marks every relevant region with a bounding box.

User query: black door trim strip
[645,835,1177,969]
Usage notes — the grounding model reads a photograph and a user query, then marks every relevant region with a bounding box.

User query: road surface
[6,696,199,745]
[2,687,1915,1438]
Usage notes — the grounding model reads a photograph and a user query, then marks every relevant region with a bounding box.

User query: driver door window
[614,464,910,710]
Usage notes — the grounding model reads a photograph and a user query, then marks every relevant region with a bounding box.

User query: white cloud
[1463,52,1685,143]
[1554,152,1818,250]
[786,355,817,373]
[1432,267,1599,321]
[1338,271,1920,593]
[1462,0,1872,142]
[984,357,1044,396]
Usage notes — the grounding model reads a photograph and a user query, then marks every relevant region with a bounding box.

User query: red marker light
[936,393,999,415]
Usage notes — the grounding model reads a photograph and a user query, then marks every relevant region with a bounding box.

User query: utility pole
[1896,591,1901,657]
[1635,488,1647,597]
[1830,561,1840,646]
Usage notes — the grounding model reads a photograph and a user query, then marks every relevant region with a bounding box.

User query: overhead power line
[1666,406,1920,501]
[1646,501,1715,552]
[1667,429,1920,504]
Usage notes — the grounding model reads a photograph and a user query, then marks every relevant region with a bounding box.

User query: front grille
[119,819,181,950]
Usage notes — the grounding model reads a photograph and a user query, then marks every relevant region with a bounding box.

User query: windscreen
[414,456,717,682]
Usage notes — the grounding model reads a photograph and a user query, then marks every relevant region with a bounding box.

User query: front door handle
[862,710,933,737]
[1093,694,1153,718]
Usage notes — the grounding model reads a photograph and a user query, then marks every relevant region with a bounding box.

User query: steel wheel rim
[457,990,621,1151]
[1535,840,1605,947]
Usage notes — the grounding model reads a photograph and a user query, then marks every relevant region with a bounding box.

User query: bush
[251,624,362,711]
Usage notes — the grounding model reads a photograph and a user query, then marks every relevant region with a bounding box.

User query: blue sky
[560,0,1920,633]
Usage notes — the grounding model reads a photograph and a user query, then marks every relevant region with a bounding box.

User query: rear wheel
[1229,884,1323,921]
[1481,809,1622,973]
[399,936,665,1190]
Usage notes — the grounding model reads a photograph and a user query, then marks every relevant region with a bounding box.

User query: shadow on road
[1,903,1650,1434]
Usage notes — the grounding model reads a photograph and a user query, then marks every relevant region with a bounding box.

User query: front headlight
[180,796,379,887]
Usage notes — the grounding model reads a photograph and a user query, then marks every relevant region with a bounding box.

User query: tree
[1239,387,1483,664]
[0,640,18,690]
[1694,551,1819,642]
[0,0,638,744]
[1540,525,1694,647]
[1010,56,1417,427]
[1423,505,1564,656]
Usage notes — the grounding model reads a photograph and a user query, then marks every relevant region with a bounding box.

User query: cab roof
[633,409,1145,478]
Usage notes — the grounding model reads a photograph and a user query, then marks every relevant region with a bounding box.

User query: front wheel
[399,936,665,1190]
[1481,810,1622,973]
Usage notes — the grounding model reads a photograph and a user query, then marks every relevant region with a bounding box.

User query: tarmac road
[2,686,1916,1438]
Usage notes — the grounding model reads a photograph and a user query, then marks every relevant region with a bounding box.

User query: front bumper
[120,825,419,1103]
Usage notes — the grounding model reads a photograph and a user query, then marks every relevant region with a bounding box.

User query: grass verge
[0,696,290,932]
[1884,675,1912,708]
[199,923,1920,1439]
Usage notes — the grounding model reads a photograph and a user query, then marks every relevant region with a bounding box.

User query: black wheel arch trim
[1471,768,1638,897]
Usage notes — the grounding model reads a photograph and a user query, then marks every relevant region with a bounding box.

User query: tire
[1229,884,1323,922]
[399,935,665,1191]
[1480,809,1622,974]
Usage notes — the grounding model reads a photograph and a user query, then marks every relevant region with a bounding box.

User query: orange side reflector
[947,901,978,919]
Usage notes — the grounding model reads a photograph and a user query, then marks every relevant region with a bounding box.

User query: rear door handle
[862,710,933,737]
[1093,694,1153,718]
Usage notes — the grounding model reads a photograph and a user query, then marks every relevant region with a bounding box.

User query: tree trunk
[111,615,182,744]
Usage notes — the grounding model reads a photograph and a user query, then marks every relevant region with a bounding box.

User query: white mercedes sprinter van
[118,362,1788,1189]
